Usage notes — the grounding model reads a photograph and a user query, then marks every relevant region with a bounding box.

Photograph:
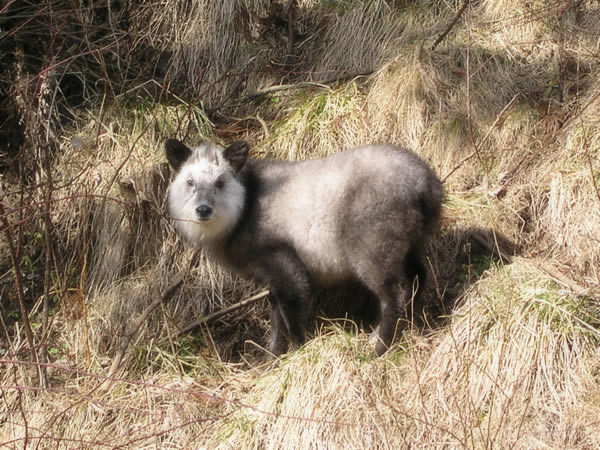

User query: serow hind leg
[404,245,427,320]
[274,288,306,352]
[268,289,307,357]
[364,274,410,356]
[268,298,288,357]
[376,294,402,356]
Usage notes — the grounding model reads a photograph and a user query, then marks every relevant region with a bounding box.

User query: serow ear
[223,141,249,172]
[165,139,193,172]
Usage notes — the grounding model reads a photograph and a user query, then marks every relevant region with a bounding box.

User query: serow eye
[215,179,225,190]
[186,178,193,187]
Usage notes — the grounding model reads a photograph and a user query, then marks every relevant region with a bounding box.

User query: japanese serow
[165,139,442,357]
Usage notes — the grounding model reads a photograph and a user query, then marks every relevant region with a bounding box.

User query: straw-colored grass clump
[1,0,600,448]
[213,260,600,448]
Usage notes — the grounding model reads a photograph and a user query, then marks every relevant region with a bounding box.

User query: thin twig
[239,71,374,102]
[0,200,39,371]
[245,81,332,98]
[176,290,270,338]
[38,142,53,389]
[431,0,471,51]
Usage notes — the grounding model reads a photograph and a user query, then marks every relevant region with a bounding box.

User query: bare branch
[176,290,270,338]
[431,0,471,51]
[0,200,39,371]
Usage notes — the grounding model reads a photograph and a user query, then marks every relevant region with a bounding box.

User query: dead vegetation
[1,0,600,448]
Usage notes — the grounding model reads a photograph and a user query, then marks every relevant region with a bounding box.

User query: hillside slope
[1,0,599,447]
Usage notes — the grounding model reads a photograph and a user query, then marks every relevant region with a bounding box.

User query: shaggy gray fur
[166,139,442,356]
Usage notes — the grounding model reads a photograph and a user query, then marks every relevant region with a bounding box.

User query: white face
[167,144,245,245]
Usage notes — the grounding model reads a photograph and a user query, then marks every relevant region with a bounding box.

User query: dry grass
[205,260,600,449]
[2,0,600,448]
[3,262,597,448]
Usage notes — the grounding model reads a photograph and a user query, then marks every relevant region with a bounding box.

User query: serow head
[165,139,249,243]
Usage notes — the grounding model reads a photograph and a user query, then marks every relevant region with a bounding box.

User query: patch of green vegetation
[273,371,291,414]
[385,337,410,365]
[20,254,35,276]
[460,254,494,285]
[466,262,600,345]
[527,290,600,339]
[265,85,358,157]
[268,94,281,105]
[132,335,223,377]
[215,415,256,442]
[544,78,561,99]
[307,94,328,131]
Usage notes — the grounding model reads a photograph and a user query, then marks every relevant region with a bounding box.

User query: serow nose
[195,204,213,220]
